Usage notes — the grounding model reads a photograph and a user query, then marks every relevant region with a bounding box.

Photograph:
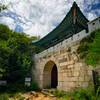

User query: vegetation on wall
[53,86,100,100]
[77,29,100,67]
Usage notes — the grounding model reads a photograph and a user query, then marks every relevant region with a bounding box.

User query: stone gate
[32,2,100,92]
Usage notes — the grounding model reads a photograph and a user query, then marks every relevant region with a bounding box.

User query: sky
[0,0,100,38]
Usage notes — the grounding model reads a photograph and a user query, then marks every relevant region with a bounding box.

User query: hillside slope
[77,29,100,67]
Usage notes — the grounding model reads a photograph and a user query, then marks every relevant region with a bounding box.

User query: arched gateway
[43,61,58,88]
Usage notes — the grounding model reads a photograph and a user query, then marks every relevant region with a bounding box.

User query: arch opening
[43,61,58,89]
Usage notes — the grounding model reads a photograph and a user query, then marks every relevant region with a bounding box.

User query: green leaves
[22,58,31,68]
[0,4,7,12]
[0,68,5,72]
[0,24,39,81]
[0,4,7,17]
[0,68,5,78]
[77,29,100,67]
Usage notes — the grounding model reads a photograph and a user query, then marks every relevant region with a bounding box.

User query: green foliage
[0,93,24,100]
[0,68,5,77]
[0,93,9,100]
[55,86,100,100]
[0,4,7,14]
[5,82,40,92]
[9,93,24,100]
[53,90,65,97]
[0,24,40,89]
[59,93,72,100]
[72,86,100,100]
[25,82,41,91]
[6,82,25,93]
[77,29,100,67]
[3,82,40,93]
[73,89,90,100]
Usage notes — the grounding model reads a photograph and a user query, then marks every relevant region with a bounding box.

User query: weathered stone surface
[32,39,100,92]
[73,71,80,77]
[30,91,38,97]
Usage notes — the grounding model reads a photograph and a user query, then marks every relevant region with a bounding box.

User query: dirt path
[22,91,59,100]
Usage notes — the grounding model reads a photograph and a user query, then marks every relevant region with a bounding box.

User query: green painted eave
[32,2,89,49]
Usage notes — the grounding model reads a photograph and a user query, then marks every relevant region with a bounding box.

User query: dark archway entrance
[43,61,58,88]
[51,64,58,88]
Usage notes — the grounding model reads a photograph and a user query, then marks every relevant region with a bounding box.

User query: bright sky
[0,0,100,38]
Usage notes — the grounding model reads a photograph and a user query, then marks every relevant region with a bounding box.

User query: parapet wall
[32,40,94,92]
[34,16,100,59]
[34,30,89,59]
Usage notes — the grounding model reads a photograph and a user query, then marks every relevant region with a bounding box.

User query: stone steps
[41,89,56,97]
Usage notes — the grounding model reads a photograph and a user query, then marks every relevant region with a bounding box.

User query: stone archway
[43,61,58,89]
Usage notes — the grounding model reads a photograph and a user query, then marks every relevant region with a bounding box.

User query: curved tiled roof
[32,2,89,49]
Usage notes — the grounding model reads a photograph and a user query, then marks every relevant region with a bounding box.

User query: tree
[0,24,41,85]
[0,4,7,16]
[0,3,8,78]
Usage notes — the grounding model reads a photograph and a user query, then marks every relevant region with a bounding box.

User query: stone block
[63,82,75,87]
[78,77,85,82]
[72,55,78,61]
[79,71,87,77]
[57,86,62,91]
[71,77,79,82]
[75,63,83,67]
[62,86,70,92]
[74,66,81,71]
[40,75,43,80]
[76,82,82,87]
[63,73,67,77]
[60,62,67,66]
[59,58,67,63]
[67,60,74,65]
[58,82,63,87]
[67,65,74,68]
[73,71,80,77]
[64,70,72,77]
[82,82,89,88]
[88,65,94,70]
[88,70,92,76]
[58,76,63,81]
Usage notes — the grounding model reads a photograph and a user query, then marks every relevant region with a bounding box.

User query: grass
[9,93,24,100]
[0,93,24,100]
[0,93,9,100]
[53,85,100,100]
[77,29,100,67]
[1,84,100,100]
[53,90,65,97]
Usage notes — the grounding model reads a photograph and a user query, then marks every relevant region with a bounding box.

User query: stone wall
[88,16,100,33]
[32,40,94,92]
[34,30,89,59]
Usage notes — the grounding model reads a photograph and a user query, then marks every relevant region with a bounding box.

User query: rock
[30,91,38,97]
[26,96,34,100]
[49,94,55,97]
[26,98,30,100]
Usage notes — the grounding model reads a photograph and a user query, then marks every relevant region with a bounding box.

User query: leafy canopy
[0,24,40,83]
